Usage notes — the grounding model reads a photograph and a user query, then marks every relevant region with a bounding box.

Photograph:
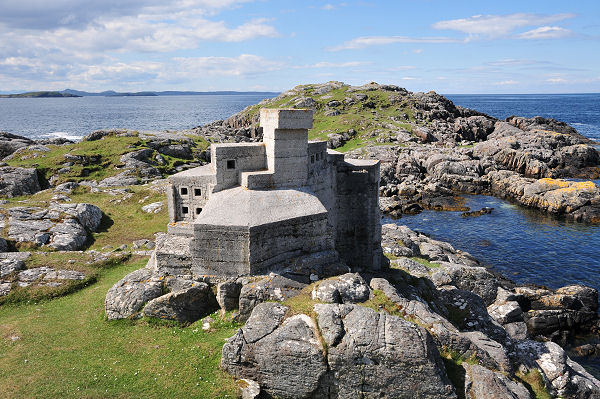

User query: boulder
[104,268,163,320]
[238,274,306,321]
[222,303,328,399]
[0,132,33,159]
[142,283,219,323]
[432,264,499,305]
[311,273,370,304]
[217,280,242,311]
[318,304,456,398]
[0,259,25,277]
[487,301,523,325]
[0,167,41,198]
[0,238,8,253]
[463,363,530,399]
[98,172,139,187]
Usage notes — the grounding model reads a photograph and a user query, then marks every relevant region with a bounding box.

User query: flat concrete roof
[195,186,327,228]
[170,164,215,178]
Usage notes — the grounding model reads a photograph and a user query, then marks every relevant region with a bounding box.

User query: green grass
[440,349,479,399]
[360,289,405,317]
[0,258,240,399]
[409,257,441,269]
[516,369,552,399]
[0,254,130,306]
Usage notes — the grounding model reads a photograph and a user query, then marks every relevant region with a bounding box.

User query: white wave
[46,131,83,141]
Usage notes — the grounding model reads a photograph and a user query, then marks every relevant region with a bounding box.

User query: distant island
[0,89,280,97]
[0,91,81,98]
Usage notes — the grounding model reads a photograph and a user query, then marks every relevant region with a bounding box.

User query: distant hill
[0,91,81,98]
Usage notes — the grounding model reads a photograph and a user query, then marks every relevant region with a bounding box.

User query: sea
[1,91,600,372]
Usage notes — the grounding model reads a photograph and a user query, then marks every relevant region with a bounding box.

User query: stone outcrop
[0,166,41,198]
[105,268,163,320]
[142,282,218,323]
[222,302,456,399]
[0,132,33,159]
[0,203,103,250]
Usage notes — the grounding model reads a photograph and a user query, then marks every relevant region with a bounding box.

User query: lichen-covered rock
[0,166,41,198]
[517,340,600,398]
[463,363,530,399]
[318,304,456,398]
[222,303,328,399]
[104,268,162,320]
[217,280,242,311]
[238,274,306,321]
[4,203,102,250]
[311,273,370,304]
[487,301,523,325]
[142,283,218,323]
[0,132,33,159]
[432,264,499,305]
[0,259,25,277]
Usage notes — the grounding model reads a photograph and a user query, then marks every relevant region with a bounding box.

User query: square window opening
[196,208,202,215]
[194,188,201,196]
[180,187,188,195]
[182,206,189,214]
[226,160,236,170]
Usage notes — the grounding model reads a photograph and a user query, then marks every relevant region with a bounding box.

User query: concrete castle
[153,108,381,279]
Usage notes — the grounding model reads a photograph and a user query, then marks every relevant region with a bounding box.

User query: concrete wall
[168,173,216,223]
[248,213,333,275]
[334,159,382,271]
[190,224,250,277]
[211,143,266,192]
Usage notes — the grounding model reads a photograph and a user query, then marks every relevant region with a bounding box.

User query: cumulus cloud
[300,61,366,68]
[518,26,573,40]
[173,54,285,77]
[494,80,519,85]
[432,13,575,39]
[328,35,455,51]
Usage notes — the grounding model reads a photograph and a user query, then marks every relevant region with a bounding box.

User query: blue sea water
[0,94,275,140]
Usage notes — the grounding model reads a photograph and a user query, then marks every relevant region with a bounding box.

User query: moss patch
[516,369,552,399]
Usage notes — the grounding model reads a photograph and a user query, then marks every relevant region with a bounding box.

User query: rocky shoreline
[1,81,600,398]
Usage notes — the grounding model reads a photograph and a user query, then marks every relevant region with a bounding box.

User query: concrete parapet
[260,108,313,130]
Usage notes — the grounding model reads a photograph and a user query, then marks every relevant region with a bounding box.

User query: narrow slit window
[226,160,236,170]
[196,208,202,215]
[180,187,188,195]
[311,155,315,164]
[315,153,320,161]
[194,188,201,196]
[182,206,189,214]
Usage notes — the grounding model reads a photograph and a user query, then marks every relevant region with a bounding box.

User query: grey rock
[0,259,25,277]
[143,282,218,323]
[0,282,11,296]
[104,268,163,320]
[321,304,456,398]
[53,182,79,194]
[99,172,139,187]
[463,363,530,399]
[311,273,370,304]
[504,322,529,340]
[222,310,327,399]
[517,340,600,398]
[142,201,163,213]
[18,267,54,283]
[239,379,261,399]
[241,302,288,343]
[0,237,8,253]
[217,280,242,311]
[432,264,499,305]
[238,274,306,321]
[487,301,523,324]
[43,269,86,280]
[0,132,33,159]
[0,167,41,198]
[48,219,88,251]
[54,203,103,231]
[157,144,192,159]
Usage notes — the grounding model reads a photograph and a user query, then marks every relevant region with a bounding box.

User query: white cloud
[412,49,423,54]
[328,35,455,51]
[301,61,367,68]
[547,77,567,83]
[494,80,519,85]
[432,13,575,39]
[321,3,346,11]
[518,26,572,40]
[174,54,285,77]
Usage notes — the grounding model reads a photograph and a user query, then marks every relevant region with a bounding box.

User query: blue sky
[0,0,598,93]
